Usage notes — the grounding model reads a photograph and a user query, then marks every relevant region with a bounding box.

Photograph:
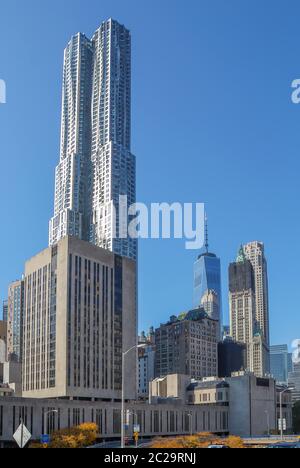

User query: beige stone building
[229,247,269,377]
[244,242,270,348]
[7,280,24,362]
[22,236,137,401]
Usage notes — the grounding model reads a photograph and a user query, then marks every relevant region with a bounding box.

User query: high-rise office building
[22,236,137,400]
[243,242,270,347]
[49,19,137,261]
[154,309,218,381]
[270,345,292,385]
[229,246,269,377]
[2,301,8,322]
[229,248,256,359]
[193,223,222,335]
[7,280,24,362]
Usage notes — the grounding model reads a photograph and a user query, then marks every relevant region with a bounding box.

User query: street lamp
[121,344,146,449]
[44,410,58,439]
[188,413,193,437]
[279,387,293,441]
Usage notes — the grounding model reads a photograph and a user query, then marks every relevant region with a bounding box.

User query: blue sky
[0,0,299,348]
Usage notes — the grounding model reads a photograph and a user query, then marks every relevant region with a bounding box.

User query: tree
[30,423,98,449]
[151,433,245,449]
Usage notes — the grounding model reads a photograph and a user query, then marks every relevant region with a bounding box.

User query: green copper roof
[236,245,246,263]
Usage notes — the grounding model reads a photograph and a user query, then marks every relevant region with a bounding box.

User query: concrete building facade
[0,397,229,446]
[22,236,137,401]
[149,372,286,438]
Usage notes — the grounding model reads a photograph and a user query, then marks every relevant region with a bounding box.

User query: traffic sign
[41,434,51,445]
[133,425,140,434]
[13,423,31,449]
[278,419,287,431]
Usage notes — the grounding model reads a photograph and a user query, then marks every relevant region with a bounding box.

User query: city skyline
[1,1,300,349]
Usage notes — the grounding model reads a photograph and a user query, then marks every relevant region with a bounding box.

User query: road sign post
[41,434,51,446]
[278,419,287,432]
[133,425,140,448]
[13,422,32,449]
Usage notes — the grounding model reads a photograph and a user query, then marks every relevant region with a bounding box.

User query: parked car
[207,445,230,449]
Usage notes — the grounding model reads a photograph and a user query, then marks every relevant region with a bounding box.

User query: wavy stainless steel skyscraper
[49,19,137,261]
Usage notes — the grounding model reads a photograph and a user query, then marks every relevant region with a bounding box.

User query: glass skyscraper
[193,251,222,338]
[49,19,137,261]
[270,344,293,385]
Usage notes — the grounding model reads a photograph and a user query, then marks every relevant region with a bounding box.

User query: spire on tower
[205,213,209,253]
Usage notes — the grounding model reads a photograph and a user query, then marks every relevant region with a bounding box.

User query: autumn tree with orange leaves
[151,433,245,449]
[30,423,98,449]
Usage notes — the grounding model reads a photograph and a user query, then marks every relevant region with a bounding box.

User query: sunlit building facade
[49,19,137,261]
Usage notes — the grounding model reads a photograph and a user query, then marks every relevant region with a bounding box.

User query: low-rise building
[0,397,229,446]
[148,372,291,437]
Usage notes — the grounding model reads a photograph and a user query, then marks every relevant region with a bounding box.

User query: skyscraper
[229,246,269,377]
[49,33,93,246]
[193,221,222,334]
[243,242,270,347]
[229,248,256,371]
[270,345,292,385]
[50,19,137,261]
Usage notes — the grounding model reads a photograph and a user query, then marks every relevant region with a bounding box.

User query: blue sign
[41,434,51,445]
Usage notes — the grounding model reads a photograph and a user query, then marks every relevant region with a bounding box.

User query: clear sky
[0,0,299,348]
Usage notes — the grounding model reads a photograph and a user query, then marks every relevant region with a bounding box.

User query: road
[88,439,153,449]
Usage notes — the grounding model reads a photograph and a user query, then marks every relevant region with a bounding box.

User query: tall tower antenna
[205,213,209,253]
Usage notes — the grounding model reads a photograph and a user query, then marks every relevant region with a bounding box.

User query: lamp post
[188,413,193,437]
[121,344,146,449]
[279,387,293,441]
